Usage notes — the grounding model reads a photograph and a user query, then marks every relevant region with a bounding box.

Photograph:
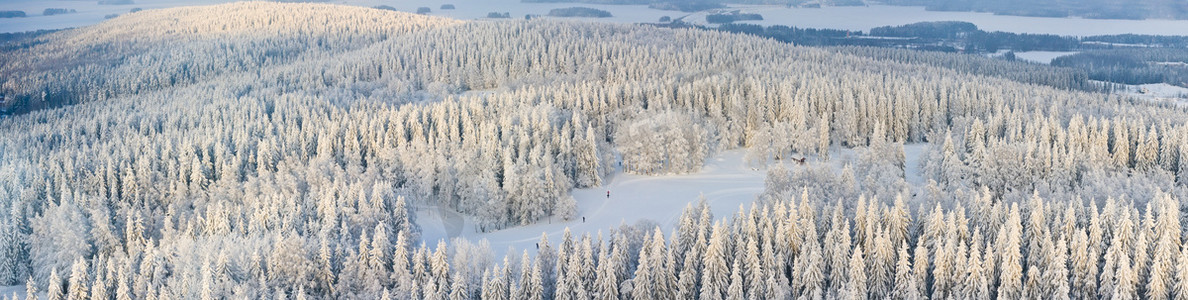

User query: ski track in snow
[419,144,929,257]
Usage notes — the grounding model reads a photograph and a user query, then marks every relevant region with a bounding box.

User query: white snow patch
[903,143,928,186]
[0,285,24,298]
[1011,51,1078,64]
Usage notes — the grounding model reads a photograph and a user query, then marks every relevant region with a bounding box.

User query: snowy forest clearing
[418,144,931,257]
[417,149,769,257]
[1011,51,1079,64]
[1114,82,1188,105]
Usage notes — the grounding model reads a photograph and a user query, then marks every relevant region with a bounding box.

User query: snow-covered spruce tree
[700,222,730,300]
[46,269,62,300]
[996,204,1024,300]
[65,258,87,300]
[892,241,923,300]
[1175,245,1188,300]
[845,245,868,300]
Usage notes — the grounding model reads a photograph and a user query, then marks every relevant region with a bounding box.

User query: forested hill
[2,2,1188,300]
[0,1,460,114]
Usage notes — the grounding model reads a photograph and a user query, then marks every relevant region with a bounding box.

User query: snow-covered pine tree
[1174,245,1188,300]
[996,204,1024,300]
[725,259,744,300]
[66,258,87,300]
[845,245,868,300]
[675,230,702,300]
[892,241,922,300]
[90,266,109,300]
[700,222,729,300]
[963,240,990,300]
[1069,228,1097,299]
[525,260,545,300]
[911,238,930,299]
[481,268,507,300]
[447,272,467,300]
[594,245,619,300]
[115,266,130,300]
[743,238,765,299]
[793,230,826,300]
[825,212,852,292]
[869,229,896,299]
[25,276,37,300]
[1043,236,1070,300]
[817,115,831,160]
[47,269,62,300]
[931,236,953,299]
[1149,194,1182,300]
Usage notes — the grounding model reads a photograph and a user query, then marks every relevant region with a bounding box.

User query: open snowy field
[1012,51,1079,64]
[6,0,1188,35]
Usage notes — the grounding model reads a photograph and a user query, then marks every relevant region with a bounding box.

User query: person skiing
[607,190,610,198]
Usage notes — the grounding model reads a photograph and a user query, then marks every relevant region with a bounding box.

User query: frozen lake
[706,4,1188,36]
[4,0,1188,36]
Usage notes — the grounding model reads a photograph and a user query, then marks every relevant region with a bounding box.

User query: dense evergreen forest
[704,21,1188,89]
[1053,48,1188,88]
[1,2,1187,300]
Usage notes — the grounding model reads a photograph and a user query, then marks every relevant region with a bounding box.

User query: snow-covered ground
[6,0,1188,35]
[0,285,25,299]
[1113,82,1188,105]
[1011,51,1078,64]
[418,143,930,257]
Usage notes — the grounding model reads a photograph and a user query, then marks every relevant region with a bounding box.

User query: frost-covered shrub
[557,195,578,221]
[616,111,713,175]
